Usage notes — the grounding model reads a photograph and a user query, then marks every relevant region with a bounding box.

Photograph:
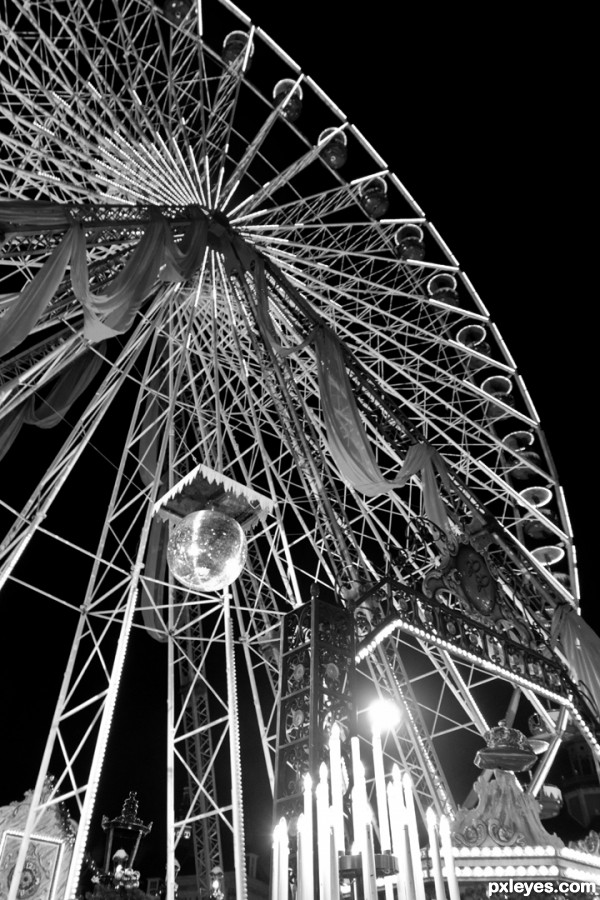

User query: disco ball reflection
[167,510,248,592]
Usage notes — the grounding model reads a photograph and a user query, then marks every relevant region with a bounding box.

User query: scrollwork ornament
[453,822,487,848]
[454,544,496,615]
[284,695,310,740]
[488,820,524,847]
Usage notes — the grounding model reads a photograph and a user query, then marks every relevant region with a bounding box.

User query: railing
[354,577,594,727]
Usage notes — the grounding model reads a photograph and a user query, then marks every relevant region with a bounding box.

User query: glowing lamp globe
[167,510,247,592]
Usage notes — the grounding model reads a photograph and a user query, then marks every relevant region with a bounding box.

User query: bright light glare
[369,699,401,734]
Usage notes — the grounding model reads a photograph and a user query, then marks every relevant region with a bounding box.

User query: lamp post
[209,865,225,900]
[100,793,152,875]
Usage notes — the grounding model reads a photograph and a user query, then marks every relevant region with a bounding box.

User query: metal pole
[528,706,569,797]
[224,588,248,900]
[166,590,177,900]
[64,581,140,899]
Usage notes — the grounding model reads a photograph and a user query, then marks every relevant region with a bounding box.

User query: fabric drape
[553,605,600,718]
[136,348,170,641]
[0,229,77,357]
[0,344,106,461]
[0,203,209,355]
[72,216,169,341]
[137,364,169,489]
[0,402,28,462]
[140,518,169,643]
[313,326,450,529]
[252,262,451,529]
[25,345,106,427]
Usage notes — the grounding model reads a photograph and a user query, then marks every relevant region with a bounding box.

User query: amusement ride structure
[1,1,598,898]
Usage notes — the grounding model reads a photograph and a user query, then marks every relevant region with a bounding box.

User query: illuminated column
[316,764,332,900]
[278,818,289,900]
[302,774,314,896]
[388,774,410,900]
[271,822,281,900]
[351,738,377,900]
[296,814,307,900]
[426,808,447,900]
[329,807,341,898]
[402,772,426,900]
[224,587,248,900]
[370,701,399,900]
[166,606,176,900]
[329,722,345,854]
[439,815,461,900]
[370,717,391,852]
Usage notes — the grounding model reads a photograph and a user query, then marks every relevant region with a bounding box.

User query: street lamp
[368,699,401,737]
[209,865,224,899]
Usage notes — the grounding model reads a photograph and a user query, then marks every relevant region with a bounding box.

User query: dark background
[1,0,595,885]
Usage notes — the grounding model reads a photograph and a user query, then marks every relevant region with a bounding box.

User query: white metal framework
[0,1,594,899]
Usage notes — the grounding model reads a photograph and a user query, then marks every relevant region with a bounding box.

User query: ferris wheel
[1,1,597,898]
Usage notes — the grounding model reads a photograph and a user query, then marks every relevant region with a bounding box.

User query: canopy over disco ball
[167,510,248,592]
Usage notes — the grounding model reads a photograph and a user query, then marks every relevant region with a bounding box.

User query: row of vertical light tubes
[272,702,461,900]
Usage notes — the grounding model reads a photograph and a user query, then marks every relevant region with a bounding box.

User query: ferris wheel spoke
[223,273,365,574]
[202,34,257,204]
[98,132,201,205]
[0,331,88,419]
[145,19,209,173]
[1,7,124,151]
[0,100,108,198]
[109,7,177,129]
[170,605,243,857]
[422,646,491,738]
[224,111,342,220]
[233,174,364,230]
[59,6,164,145]
[262,270,543,522]
[258,280,564,612]
[220,78,313,212]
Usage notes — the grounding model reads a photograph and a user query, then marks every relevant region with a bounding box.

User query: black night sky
[1,0,595,887]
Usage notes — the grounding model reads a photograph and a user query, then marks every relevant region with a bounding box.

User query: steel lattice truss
[1,1,596,898]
